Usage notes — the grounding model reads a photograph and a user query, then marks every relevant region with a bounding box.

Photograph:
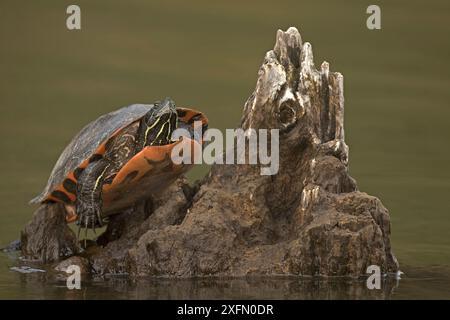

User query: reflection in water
[9,273,401,300]
[2,252,450,299]
[97,276,401,300]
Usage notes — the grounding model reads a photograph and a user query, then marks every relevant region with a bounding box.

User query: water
[1,253,449,299]
[1,0,449,299]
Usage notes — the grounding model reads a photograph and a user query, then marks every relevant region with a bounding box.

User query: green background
[0,0,449,298]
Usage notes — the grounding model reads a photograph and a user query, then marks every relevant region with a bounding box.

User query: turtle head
[154,97,176,118]
[140,98,178,147]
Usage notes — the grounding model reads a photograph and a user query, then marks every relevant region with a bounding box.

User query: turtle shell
[30,103,207,215]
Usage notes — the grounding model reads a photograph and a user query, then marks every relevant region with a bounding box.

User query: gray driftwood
[22,27,399,277]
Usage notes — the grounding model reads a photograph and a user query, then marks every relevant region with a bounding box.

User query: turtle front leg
[75,159,110,235]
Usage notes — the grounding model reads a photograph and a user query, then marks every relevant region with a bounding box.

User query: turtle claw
[92,218,96,235]
[75,206,104,248]
[96,209,103,228]
[77,223,82,241]
[84,217,88,248]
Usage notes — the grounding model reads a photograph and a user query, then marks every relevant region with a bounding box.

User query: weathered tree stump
[22,27,398,277]
[21,203,79,263]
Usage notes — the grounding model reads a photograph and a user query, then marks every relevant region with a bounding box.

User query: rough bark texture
[22,27,398,277]
[20,203,79,263]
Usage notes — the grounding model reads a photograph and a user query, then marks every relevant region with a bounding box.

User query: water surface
[1,0,449,299]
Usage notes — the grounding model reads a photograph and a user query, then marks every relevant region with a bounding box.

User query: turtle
[30,98,208,237]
